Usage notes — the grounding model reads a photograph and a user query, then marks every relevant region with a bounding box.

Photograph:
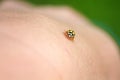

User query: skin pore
[0,0,120,80]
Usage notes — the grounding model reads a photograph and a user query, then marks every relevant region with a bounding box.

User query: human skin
[0,1,120,80]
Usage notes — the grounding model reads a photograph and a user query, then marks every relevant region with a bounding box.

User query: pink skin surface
[0,1,120,80]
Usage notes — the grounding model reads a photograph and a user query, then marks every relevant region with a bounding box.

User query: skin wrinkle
[44,40,72,80]
[64,47,82,80]
[75,26,108,78]
[52,30,84,80]
[67,19,119,79]
[76,25,117,79]
[0,30,64,80]
[71,30,108,80]
[63,33,103,80]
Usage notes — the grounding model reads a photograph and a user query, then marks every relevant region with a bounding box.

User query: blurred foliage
[26,0,120,46]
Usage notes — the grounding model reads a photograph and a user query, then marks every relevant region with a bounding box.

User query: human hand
[0,0,120,80]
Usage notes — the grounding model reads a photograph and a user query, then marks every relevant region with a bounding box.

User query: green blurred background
[26,0,120,46]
